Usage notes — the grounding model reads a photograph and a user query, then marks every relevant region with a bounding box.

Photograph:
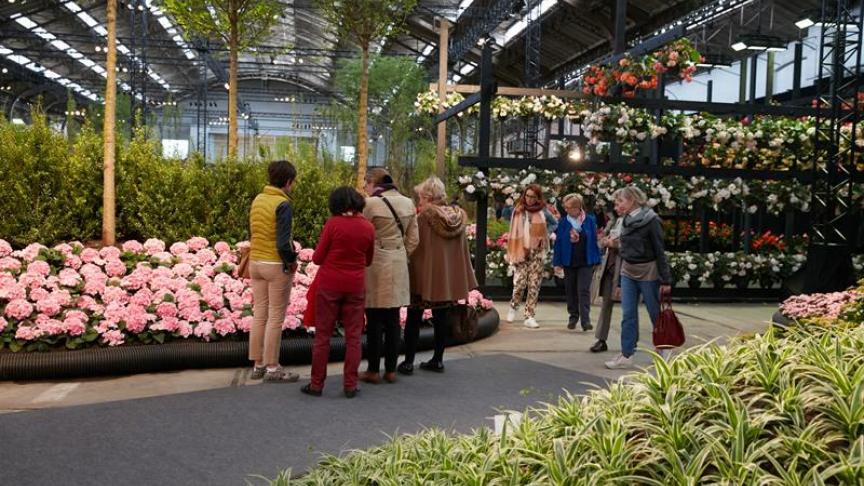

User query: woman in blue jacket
[553,193,602,331]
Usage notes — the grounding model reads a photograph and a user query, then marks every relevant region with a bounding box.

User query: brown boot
[360,371,381,384]
[383,372,397,383]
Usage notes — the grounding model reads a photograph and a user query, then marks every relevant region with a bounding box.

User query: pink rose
[0,239,12,257]
[186,237,209,251]
[143,238,166,255]
[122,240,144,253]
[5,299,33,320]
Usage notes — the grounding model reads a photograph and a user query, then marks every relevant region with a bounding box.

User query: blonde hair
[414,176,447,205]
[612,186,647,206]
[562,193,584,209]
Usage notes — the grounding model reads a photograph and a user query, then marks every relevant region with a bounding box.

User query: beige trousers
[249,261,293,366]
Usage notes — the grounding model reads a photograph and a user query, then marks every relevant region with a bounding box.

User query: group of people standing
[504,184,671,369]
[246,161,477,398]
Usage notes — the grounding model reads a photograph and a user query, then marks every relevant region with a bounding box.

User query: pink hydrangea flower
[170,242,189,256]
[0,257,22,273]
[283,315,301,330]
[0,239,12,257]
[26,260,51,277]
[130,288,154,307]
[177,321,193,338]
[122,240,144,253]
[213,318,235,336]
[237,315,253,332]
[196,249,216,265]
[214,241,231,254]
[297,248,315,262]
[15,325,43,341]
[99,246,121,260]
[64,255,82,270]
[20,243,45,262]
[143,238,166,255]
[0,316,7,332]
[186,237,209,251]
[5,298,34,320]
[101,329,125,346]
[80,248,100,264]
[35,299,62,317]
[104,259,128,278]
[58,268,82,287]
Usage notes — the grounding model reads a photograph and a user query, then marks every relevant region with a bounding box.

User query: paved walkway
[0,301,776,413]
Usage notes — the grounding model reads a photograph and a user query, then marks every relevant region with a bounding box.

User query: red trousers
[310,288,365,391]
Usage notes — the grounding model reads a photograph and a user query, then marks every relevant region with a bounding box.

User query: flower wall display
[457,168,814,215]
[0,238,494,353]
[582,39,701,97]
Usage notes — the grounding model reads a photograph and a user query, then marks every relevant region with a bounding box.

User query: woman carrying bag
[360,169,418,384]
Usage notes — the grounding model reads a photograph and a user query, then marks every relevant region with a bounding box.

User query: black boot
[590,340,608,353]
[567,316,578,330]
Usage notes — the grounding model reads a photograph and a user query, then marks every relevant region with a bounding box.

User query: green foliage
[315,0,417,48]
[0,117,354,247]
[272,326,864,484]
[160,0,282,49]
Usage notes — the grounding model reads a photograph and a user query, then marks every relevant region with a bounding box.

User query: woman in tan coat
[398,176,478,374]
[360,169,419,384]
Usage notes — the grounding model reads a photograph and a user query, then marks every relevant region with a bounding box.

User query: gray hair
[562,193,584,209]
[414,176,447,205]
[612,186,647,206]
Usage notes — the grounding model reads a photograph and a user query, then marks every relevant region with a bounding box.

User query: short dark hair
[328,186,366,215]
[268,160,297,188]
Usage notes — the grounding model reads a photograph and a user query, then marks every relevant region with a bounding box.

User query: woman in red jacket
[301,187,375,398]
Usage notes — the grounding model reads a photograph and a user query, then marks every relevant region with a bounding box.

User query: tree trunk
[228,3,239,158]
[102,0,118,246]
[355,44,370,189]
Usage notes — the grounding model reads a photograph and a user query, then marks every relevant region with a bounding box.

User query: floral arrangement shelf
[0,238,495,353]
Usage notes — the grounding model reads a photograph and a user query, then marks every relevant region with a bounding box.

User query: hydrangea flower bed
[0,238,493,352]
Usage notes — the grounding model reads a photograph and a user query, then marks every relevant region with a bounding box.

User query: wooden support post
[436,19,450,177]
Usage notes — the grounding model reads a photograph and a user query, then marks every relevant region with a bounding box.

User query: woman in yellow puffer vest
[248,160,300,383]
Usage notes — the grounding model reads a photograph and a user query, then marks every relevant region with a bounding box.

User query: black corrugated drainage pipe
[0,309,499,381]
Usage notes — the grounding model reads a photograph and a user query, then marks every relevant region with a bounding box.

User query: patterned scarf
[506,206,548,264]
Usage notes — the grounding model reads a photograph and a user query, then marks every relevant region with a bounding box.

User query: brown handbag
[237,246,251,279]
[450,304,479,344]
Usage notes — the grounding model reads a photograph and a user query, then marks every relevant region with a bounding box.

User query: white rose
[466,184,476,194]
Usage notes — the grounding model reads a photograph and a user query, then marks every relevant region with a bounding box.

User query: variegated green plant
[266,325,864,485]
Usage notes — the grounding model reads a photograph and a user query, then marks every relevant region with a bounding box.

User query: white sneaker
[523,317,540,329]
[506,307,517,322]
[656,348,674,361]
[605,355,634,369]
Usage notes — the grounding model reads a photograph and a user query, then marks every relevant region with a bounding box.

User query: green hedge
[272,325,864,484]
[0,115,353,247]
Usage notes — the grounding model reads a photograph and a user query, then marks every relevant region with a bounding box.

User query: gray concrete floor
[0,301,776,413]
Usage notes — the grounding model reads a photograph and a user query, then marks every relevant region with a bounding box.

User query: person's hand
[660,285,672,296]
[570,229,580,243]
[613,287,621,300]
[600,237,609,248]
[553,266,564,278]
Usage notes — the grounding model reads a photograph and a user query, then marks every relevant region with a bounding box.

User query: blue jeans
[620,275,661,358]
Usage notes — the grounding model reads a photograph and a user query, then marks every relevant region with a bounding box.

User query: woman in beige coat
[360,169,419,384]
[398,176,478,374]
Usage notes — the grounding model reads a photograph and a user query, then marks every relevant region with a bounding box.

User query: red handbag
[654,294,685,348]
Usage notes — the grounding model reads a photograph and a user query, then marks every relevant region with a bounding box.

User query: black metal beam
[474,42,494,286]
[434,92,481,124]
[430,0,523,72]
[613,0,627,54]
